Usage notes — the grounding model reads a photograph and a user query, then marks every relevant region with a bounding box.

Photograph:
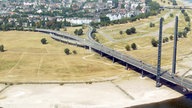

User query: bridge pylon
[172,16,178,77]
[156,18,163,87]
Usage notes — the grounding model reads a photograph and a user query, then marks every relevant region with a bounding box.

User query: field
[0,31,132,82]
[60,26,89,39]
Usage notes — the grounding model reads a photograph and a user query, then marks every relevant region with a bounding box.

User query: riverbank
[0,75,183,108]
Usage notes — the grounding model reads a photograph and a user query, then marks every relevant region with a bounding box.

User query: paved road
[32,27,192,92]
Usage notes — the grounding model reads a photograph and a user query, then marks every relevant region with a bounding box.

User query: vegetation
[90,0,160,28]
[131,43,137,50]
[0,31,130,82]
[41,38,47,44]
[169,35,173,40]
[74,28,83,35]
[125,44,131,51]
[126,27,136,35]
[0,44,4,52]
[126,29,132,35]
[120,31,123,35]
[149,22,155,27]
[73,50,77,54]
[170,13,174,17]
[64,48,70,55]
[163,37,169,43]
[151,38,158,47]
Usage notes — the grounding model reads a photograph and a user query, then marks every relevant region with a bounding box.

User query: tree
[0,45,4,52]
[64,48,70,55]
[183,31,187,38]
[73,50,77,54]
[130,27,136,33]
[163,37,169,43]
[120,31,123,35]
[92,33,96,39]
[77,29,83,35]
[178,32,183,38]
[170,13,174,17]
[41,38,47,44]
[131,43,137,50]
[125,44,131,51]
[151,38,158,47]
[150,22,155,27]
[74,29,78,35]
[92,28,97,33]
[165,37,169,42]
[184,27,190,32]
[82,25,86,29]
[169,35,173,40]
[64,27,67,31]
[185,16,190,22]
[126,29,132,35]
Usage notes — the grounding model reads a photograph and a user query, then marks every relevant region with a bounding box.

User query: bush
[92,33,96,39]
[41,38,47,44]
[126,29,132,35]
[183,31,187,38]
[150,22,155,27]
[131,43,137,50]
[92,28,97,33]
[77,29,83,35]
[178,32,183,38]
[74,29,78,35]
[120,31,123,35]
[169,35,173,40]
[170,13,174,17]
[151,38,158,47]
[0,44,4,52]
[125,44,131,51]
[184,27,190,32]
[73,50,77,54]
[64,48,70,55]
[130,27,136,33]
[165,37,169,42]
[163,37,169,43]
[185,16,190,22]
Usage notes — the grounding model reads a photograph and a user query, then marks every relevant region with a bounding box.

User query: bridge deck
[34,28,192,92]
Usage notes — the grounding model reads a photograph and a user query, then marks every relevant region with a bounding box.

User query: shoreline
[0,76,184,108]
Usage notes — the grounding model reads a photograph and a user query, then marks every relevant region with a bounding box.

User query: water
[131,94,192,108]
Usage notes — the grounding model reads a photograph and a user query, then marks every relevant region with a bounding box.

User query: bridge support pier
[125,63,129,70]
[100,52,103,57]
[112,57,115,63]
[89,47,92,52]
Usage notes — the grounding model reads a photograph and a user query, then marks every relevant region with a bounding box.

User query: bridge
[27,21,192,92]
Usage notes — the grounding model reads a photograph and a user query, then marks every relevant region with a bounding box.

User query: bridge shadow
[93,50,192,96]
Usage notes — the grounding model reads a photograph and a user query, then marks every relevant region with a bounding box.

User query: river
[131,94,192,108]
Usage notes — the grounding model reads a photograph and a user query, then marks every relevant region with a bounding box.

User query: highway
[32,27,192,92]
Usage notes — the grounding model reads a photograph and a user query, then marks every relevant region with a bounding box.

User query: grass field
[97,9,174,41]
[98,9,192,76]
[0,31,132,82]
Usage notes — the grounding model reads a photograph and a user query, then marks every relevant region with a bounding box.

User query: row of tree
[74,29,84,36]
[125,43,137,51]
[64,48,77,55]
[126,27,136,35]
